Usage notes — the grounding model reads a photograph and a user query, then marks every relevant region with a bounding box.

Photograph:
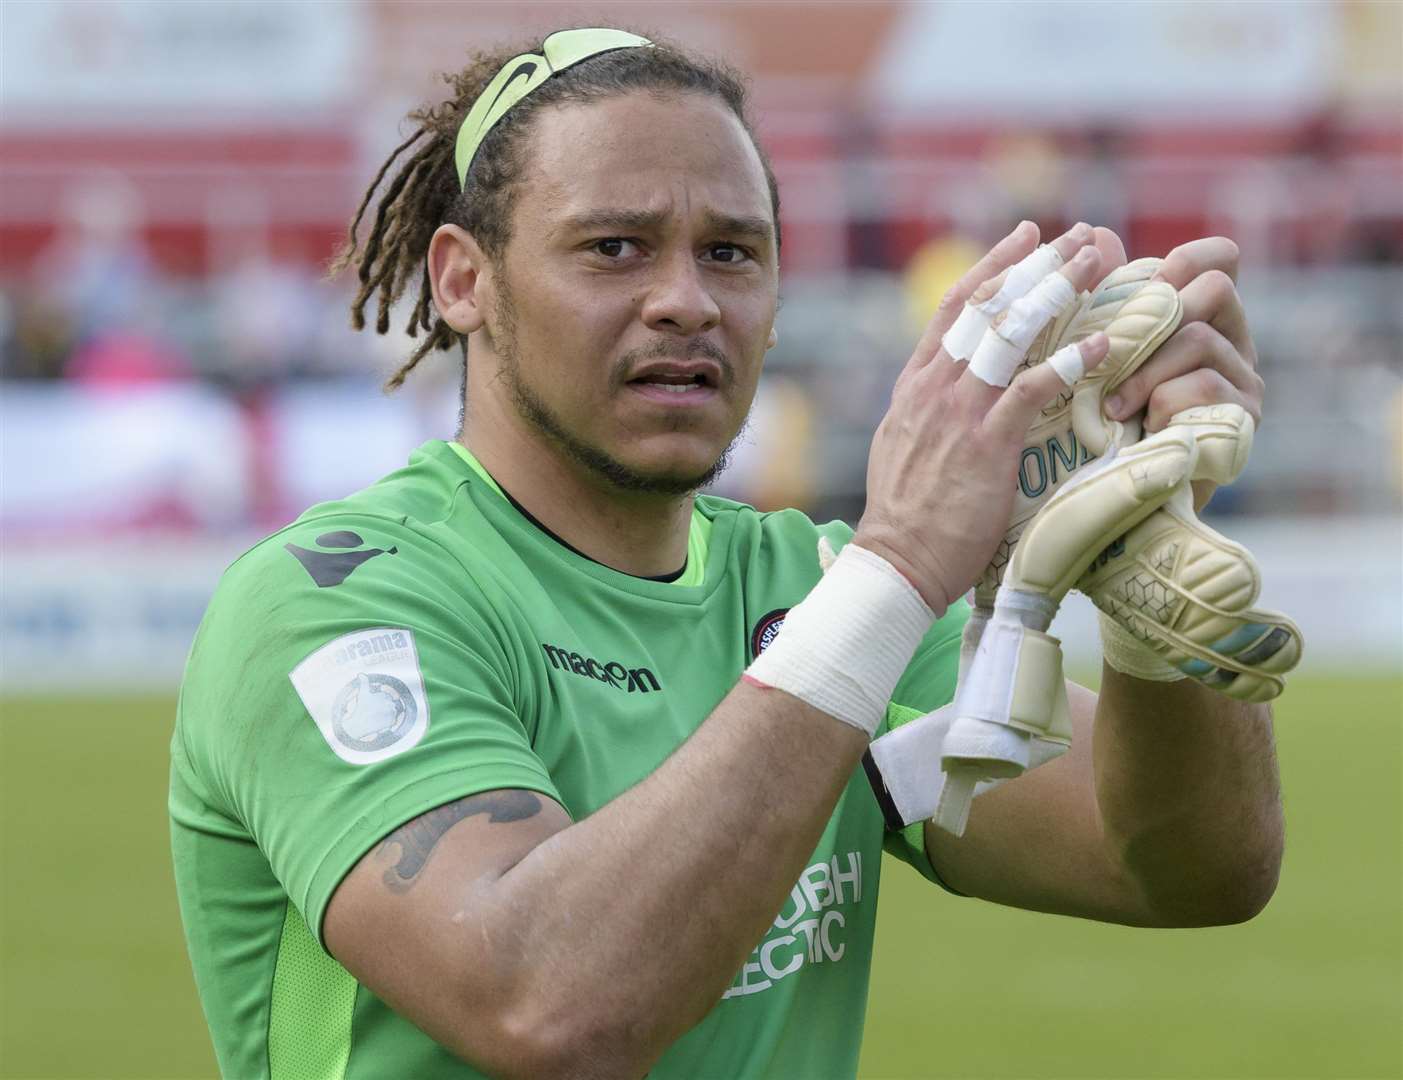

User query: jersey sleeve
[179,514,562,947]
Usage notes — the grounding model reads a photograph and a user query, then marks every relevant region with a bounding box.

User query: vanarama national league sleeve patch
[290,628,430,765]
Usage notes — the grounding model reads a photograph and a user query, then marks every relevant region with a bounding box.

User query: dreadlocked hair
[331,30,781,392]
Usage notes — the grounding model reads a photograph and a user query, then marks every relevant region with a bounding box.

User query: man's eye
[592,238,636,258]
[706,244,750,264]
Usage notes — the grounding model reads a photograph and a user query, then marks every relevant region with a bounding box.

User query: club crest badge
[750,608,789,661]
[332,673,417,752]
[290,628,430,764]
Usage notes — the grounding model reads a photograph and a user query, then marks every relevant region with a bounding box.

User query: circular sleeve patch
[750,608,789,661]
[289,628,430,765]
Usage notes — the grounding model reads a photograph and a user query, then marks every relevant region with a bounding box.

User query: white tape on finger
[999,244,1064,306]
[942,244,1063,362]
[968,273,1078,387]
[942,305,990,361]
[1047,340,1087,386]
[999,273,1077,348]
[966,336,1022,386]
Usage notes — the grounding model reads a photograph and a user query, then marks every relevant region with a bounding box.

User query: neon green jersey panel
[170,440,967,1079]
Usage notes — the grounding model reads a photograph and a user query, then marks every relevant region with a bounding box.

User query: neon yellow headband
[454,28,653,191]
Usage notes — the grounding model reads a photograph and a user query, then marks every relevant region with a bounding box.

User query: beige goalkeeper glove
[867,403,1302,836]
[864,251,1302,837]
[974,257,1183,609]
[866,420,1192,836]
[1077,404,1302,703]
[966,255,1301,702]
[949,255,1184,728]
[864,257,1179,837]
[948,256,1184,734]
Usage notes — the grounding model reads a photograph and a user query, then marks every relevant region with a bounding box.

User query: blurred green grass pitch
[1,676,1399,1079]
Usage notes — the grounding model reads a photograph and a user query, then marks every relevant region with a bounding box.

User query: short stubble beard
[488,273,748,498]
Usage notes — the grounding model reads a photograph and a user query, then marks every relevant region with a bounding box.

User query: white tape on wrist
[941,244,1064,362]
[1098,611,1186,682]
[968,273,1078,387]
[745,543,936,737]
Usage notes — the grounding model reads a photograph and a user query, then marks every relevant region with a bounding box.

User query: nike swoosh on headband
[484,61,540,118]
[455,28,653,190]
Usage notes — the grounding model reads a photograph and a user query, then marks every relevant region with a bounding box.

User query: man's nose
[640,253,721,336]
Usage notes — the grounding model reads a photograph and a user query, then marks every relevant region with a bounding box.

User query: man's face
[481,91,779,496]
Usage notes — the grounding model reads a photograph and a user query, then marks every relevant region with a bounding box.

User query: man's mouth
[632,372,710,393]
[625,360,722,402]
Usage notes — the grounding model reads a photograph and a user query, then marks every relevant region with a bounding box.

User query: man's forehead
[524,94,773,234]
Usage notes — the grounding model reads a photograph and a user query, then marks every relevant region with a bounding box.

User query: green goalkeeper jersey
[170,439,967,1080]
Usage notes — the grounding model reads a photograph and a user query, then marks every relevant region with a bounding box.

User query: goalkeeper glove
[966,255,1302,701]
[866,253,1303,837]
[1077,405,1302,702]
[975,257,1183,608]
[869,403,1301,836]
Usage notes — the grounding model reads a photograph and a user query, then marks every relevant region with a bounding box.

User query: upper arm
[324,788,573,1070]
[180,518,578,1069]
[921,680,1158,926]
[186,520,564,920]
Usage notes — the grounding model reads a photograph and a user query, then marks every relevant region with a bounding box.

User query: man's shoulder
[191,441,510,677]
[219,441,485,594]
[177,444,525,776]
[695,493,854,550]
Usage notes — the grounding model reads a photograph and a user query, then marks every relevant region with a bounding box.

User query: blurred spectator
[840,109,888,270]
[66,326,191,388]
[32,175,160,348]
[1288,111,1361,266]
[990,131,1068,231]
[18,173,197,388]
[211,244,323,388]
[1069,126,1130,243]
[902,231,983,338]
[3,288,70,380]
[708,375,819,513]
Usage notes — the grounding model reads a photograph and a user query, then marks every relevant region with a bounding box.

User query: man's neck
[460,432,694,579]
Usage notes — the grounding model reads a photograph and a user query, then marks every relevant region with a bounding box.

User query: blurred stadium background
[1,2,1399,1078]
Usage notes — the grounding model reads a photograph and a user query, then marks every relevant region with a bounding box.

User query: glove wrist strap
[1098,611,1187,682]
[931,594,1073,835]
[949,611,1069,746]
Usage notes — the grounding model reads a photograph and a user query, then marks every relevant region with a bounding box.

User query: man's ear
[428,224,490,335]
[766,326,779,350]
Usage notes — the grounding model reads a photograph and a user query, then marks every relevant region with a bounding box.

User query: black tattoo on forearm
[378,790,542,893]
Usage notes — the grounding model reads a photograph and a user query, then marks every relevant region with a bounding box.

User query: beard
[488,278,747,497]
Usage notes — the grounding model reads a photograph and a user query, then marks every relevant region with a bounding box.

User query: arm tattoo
[377,790,542,893]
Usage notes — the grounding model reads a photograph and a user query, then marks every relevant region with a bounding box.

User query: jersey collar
[445,441,710,587]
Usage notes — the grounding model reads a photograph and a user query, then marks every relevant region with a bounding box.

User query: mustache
[618,337,733,381]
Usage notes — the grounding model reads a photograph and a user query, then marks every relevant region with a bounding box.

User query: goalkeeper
[171,28,1285,1080]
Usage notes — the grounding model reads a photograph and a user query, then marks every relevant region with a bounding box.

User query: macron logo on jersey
[540,643,661,694]
[286,530,397,588]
